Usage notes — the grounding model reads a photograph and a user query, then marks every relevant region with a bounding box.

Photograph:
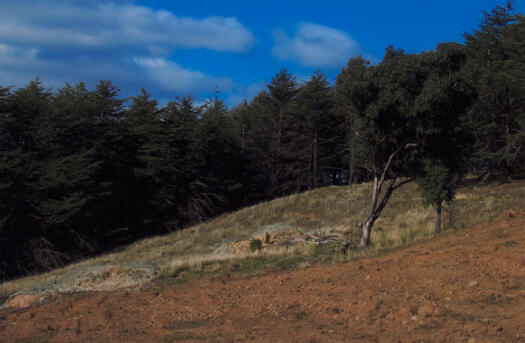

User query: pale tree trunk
[359,177,398,248]
[434,202,442,234]
[360,213,378,247]
[359,144,416,248]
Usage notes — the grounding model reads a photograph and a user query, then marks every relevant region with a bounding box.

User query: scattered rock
[1,262,159,310]
[213,224,348,256]
[418,303,434,317]
[1,294,48,309]
[468,281,479,288]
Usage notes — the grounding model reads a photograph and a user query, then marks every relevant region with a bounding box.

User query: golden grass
[2,178,525,298]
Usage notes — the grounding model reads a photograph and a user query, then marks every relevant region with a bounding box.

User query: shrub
[249,239,263,252]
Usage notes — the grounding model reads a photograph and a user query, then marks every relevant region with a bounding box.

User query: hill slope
[0,209,524,342]
[0,180,525,342]
[2,179,525,298]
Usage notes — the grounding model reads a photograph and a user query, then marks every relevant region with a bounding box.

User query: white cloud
[133,57,235,94]
[0,1,251,100]
[0,42,136,89]
[0,44,39,66]
[0,1,254,53]
[272,23,359,68]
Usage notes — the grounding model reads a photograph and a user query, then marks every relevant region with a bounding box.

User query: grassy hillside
[2,178,525,298]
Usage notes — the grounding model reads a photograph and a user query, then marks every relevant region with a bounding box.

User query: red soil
[1,213,524,342]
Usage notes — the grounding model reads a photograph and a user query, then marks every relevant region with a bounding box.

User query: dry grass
[2,178,525,298]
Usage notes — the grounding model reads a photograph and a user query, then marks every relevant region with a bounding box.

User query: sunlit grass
[2,178,525,298]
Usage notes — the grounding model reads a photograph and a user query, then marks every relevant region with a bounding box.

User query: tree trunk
[434,202,442,234]
[358,144,417,248]
[360,216,377,248]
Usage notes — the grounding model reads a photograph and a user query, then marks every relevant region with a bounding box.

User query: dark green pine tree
[192,97,242,214]
[125,89,172,232]
[35,82,105,259]
[230,100,270,204]
[89,80,139,243]
[232,92,276,199]
[0,79,56,274]
[464,2,525,179]
[335,56,375,184]
[0,84,18,277]
[265,69,298,196]
[283,71,339,192]
[163,96,209,226]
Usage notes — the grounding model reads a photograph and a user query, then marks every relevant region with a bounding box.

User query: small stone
[418,304,433,317]
[468,281,479,287]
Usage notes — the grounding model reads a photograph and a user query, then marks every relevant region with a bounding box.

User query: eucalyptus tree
[337,49,429,248]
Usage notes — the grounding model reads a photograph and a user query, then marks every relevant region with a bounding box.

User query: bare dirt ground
[1,213,524,343]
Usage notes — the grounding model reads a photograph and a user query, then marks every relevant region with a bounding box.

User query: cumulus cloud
[0,1,254,53]
[0,42,139,90]
[133,57,235,94]
[272,23,359,68]
[0,44,40,68]
[0,1,253,99]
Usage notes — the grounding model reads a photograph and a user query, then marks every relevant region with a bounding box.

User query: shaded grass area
[2,178,525,298]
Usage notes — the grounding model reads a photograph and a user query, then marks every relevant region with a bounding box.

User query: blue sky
[0,0,523,107]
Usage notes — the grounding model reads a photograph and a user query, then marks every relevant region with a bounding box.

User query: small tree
[417,162,459,233]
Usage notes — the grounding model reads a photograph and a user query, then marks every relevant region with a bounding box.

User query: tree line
[1,3,524,280]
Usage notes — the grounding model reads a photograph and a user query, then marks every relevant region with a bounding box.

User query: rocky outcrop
[213,224,349,256]
[1,262,158,309]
